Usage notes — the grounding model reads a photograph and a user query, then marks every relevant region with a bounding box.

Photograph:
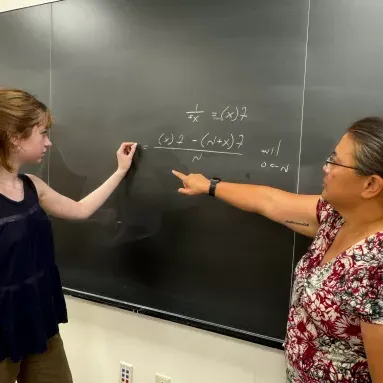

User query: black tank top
[0,174,67,362]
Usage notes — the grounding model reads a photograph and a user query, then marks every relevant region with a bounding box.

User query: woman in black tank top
[0,88,137,383]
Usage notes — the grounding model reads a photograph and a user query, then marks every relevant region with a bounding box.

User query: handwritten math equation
[152,132,244,162]
[146,136,291,171]
[260,140,289,172]
[156,132,244,151]
[144,136,291,172]
[186,104,248,123]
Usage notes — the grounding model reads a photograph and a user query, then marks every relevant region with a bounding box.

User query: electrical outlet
[120,362,133,383]
[155,373,171,383]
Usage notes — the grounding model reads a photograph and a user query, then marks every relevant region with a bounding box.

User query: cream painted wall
[0,0,61,13]
[2,1,287,381]
[62,296,286,383]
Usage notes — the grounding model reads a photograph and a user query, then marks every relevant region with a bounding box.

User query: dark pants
[0,334,73,383]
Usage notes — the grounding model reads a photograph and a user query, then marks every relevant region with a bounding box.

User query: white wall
[62,296,286,383]
[0,0,61,13]
[2,1,287,381]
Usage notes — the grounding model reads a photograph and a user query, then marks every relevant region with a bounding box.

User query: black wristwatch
[209,177,221,197]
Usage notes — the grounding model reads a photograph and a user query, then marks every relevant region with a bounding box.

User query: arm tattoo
[285,220,309,227]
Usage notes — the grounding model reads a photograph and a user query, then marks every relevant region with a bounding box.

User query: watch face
[212,177,221,182]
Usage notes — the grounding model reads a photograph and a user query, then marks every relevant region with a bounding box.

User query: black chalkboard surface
[0,4,51,179]
[3,0,383,349]
[49,0,309,347]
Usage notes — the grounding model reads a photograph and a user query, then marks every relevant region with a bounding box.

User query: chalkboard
[49,0,309,348]
[0,4,51,179]
[3,0,383,349]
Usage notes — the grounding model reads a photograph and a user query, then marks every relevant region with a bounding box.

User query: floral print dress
[284,197,383,382]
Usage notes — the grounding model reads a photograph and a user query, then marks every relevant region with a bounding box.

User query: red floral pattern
[285,198,383,382]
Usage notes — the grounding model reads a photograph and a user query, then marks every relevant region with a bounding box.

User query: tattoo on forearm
[285,220,309,227]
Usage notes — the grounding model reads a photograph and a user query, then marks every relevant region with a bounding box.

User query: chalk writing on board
[261,162,289,172]
[148,132,245,162]
[260,140,281,156]
[186,105,248,123]
[156,132,244,155]
[192,153,203,162]
[260,140,289,172]
[154,146,242,156]
[186,104,204,123]
[212,106,248,122]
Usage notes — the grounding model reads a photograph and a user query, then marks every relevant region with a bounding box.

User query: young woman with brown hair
[0,88,137,383]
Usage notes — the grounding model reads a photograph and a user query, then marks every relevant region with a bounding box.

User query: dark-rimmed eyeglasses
[324,152,359,171]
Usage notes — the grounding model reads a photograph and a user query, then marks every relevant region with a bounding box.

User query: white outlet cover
[155,373,171,383]
[120,362,133,383]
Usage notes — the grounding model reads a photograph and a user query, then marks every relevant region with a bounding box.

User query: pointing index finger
[172,170,187,181]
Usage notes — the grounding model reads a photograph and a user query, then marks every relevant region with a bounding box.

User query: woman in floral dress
[172,117,383,383]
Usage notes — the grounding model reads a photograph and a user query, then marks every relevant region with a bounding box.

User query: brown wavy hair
[0,88,52,172]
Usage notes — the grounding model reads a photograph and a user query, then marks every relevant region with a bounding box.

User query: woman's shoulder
[316,197,341,226]
[20,173,44,199]
[356,232,383,263]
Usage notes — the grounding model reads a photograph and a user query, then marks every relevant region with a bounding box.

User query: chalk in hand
[124,142,137,154]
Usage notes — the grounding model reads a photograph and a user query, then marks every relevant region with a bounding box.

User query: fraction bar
[153,146,243,155]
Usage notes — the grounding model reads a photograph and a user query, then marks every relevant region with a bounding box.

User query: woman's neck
[0,166,20,184]
[338,199,383,234]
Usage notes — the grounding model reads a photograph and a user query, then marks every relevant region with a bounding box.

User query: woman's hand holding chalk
[117,142,137,173]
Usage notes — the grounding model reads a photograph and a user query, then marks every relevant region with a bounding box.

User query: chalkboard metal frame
[63,287,284,350]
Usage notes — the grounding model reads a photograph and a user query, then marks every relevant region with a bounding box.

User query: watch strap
[209,178,221,197]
